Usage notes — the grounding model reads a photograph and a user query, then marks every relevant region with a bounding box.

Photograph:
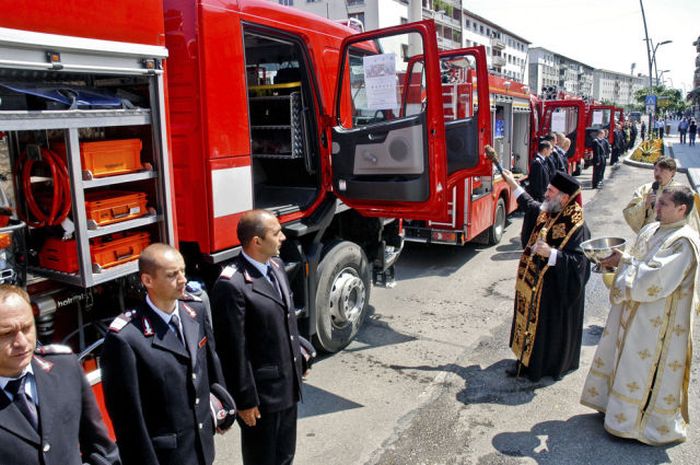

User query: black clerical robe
[510,191,591,382]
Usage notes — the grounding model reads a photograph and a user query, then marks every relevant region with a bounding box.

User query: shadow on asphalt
[347,306,417,353]
[492,414,671,464]
[396,242,480,279]
[582,324,604,347]
[298,383,363,419]
[389,359,555,407]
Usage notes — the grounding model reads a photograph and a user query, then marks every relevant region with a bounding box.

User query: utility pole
[639,0,654,139]
[407,0,423,56]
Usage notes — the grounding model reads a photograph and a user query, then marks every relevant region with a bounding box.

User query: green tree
[634,85,690,113]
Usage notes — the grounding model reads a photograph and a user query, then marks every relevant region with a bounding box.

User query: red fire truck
[536,98,587,174]
[582,104,625,165]
[0,0,498,366]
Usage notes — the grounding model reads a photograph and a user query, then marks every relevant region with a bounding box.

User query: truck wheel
[488,198,506,245]
[314,241,371,353]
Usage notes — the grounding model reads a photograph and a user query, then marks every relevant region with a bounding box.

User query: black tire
[314,241,371,353]
[488,198,506,245]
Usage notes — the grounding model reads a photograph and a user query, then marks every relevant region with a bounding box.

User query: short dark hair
[663,186,695,217]
[654,157,677,172]
[138,243,181,276]
[538,141,551,152]
[237,209,276,246]
[0,284,30,307]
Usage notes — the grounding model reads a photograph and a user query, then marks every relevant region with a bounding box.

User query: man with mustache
[0,284,120,465]
[502,169,591,382]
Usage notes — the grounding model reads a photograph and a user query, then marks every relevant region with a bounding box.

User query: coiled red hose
[16,147,72,228]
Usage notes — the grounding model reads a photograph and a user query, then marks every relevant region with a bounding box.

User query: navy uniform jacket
[593,139,606,164]
[211,256,303,414]
[0,348,120,465]
[526,156,550,202]
[101,295,225,465]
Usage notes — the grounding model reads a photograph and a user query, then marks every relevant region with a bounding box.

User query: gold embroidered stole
[512,194,585,366]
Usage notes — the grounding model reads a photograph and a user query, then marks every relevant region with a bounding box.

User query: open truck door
[328,21,487,220]
[588,104,615,144]
[541,100,586,169]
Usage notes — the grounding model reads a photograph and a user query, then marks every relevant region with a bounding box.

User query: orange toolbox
[91,231,150,271]
[54,138,142,177]
[85,190,148,227]
[39,231,150,273]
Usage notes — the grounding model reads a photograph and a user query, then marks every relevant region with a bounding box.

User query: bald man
[101,243,228,465]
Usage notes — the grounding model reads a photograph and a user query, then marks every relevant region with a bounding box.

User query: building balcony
[490,37,505,50]
[437,36,461,50]
[491,56,506,67]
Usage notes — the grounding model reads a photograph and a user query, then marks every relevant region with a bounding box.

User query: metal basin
[580,237,627,273]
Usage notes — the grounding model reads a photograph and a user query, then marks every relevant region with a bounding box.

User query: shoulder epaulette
[220,265,237,280]
[109,310,135,333]
[181,302,198,319]
[179,291,202,302]
[34,344,73,355]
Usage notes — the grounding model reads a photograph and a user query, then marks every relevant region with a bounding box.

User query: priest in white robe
[581,185,700,445]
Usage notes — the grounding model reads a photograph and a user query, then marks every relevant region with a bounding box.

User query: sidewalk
[665,132,700,192]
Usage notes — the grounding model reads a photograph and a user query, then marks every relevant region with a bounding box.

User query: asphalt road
[215,160,700,465]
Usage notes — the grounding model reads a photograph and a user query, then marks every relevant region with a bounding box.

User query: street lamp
[650,39,672,83]
[658,69,671,86]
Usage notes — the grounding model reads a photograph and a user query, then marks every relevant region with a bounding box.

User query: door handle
[367,132,388,142]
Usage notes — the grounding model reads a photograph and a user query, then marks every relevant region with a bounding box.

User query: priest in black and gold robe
[502,169,591,382]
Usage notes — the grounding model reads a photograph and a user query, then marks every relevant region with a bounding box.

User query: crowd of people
[677,117,698,146]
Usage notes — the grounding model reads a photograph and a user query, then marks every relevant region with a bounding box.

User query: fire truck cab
[403,51,527,246]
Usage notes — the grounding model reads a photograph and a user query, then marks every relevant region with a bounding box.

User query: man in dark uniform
[591,130,606,189]
[521,141,553,247]
[611,124,625,165]
[0,285,120,465]
[101,243,229,465]
[211,209,305,465]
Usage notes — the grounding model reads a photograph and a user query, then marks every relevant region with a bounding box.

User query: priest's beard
[540,193,565,214]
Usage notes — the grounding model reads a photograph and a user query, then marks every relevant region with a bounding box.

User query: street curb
[666,141,690,173]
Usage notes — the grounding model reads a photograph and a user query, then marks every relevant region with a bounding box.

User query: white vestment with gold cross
[580,220,700,445]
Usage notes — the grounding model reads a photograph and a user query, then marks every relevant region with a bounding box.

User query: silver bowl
[580,237,627,273]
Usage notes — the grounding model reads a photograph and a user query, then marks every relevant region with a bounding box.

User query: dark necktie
[6,375,38,431]
[169,314,185,346]
[267,266,282,298]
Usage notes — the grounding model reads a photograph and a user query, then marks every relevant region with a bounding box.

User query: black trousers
[240,404,297,465]
[592,161,604,188]
[610,148,620,165]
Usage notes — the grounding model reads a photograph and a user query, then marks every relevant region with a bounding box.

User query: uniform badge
[198,336,208,348]
[220,266,236,280]
[142,317,154,336]
[243,269,253,283]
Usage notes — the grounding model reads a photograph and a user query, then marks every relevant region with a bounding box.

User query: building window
[348,12,365,25]
[400,17,408,24]
[346,0,364,5]
[465,19,470,28]
[480,25,484,34]
[278,0,293,5]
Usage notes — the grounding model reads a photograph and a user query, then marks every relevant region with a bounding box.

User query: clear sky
[463,0,698,93]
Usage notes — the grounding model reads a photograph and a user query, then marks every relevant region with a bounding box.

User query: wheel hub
[328,267,366,327]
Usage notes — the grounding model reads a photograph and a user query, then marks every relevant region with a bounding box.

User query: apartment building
[288,0,530,83]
